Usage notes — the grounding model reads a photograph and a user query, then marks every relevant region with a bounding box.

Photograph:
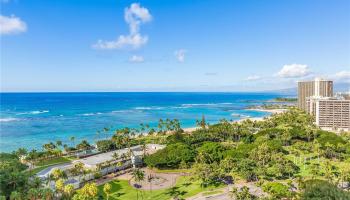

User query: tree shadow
[182,182,192,187]
[165,186,188,198]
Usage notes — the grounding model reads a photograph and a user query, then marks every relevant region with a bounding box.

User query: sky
[1,0,350,92]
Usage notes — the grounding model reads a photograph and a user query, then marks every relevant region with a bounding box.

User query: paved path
[120,168,182,190]
[186,181,268,200]
[36,162,72,177]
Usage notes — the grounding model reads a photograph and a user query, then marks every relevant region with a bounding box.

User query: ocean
[0,92,286,152]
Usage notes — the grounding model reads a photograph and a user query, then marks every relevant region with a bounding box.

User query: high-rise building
[298,78,333,111]
[306,96,350,131]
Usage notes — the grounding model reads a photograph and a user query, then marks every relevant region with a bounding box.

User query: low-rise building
[73,144,164,170]
[38,144,165,189]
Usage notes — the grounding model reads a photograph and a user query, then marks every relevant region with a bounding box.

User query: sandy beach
[182,108,287,133]
[245,108,288,114]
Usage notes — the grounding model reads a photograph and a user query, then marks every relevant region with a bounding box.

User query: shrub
[144,143,195,169]
[317,130,346,147]
[301,179,350,199]
[262,182,292,199]
[0,153,27,171]
[196,142,226,163]
[237,158,258,181]
[254,128,284,140]
[225,143,256,160]
[166,132,185,144]
[96,140,116,152]
[93,172,102,179]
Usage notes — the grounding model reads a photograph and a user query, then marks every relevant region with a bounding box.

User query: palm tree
[55,179,65,197]
[145,124,150,132]
[103,183,112,200]
[196,115,207,130]
[56,140,62,147]
[103,127,110,139]
[323,160,334,182]
[140,123,145,132]
[42,142,56,153]
[76,140,91,151]
[30,176,43,189]
[27,188,40,200]
[95,130,101,141]
[112,152,119,161]
[51,168,67,180]
[141,143,147,158]
[117,128,133,157]
[41,188,54,200]
[69,136,75,147]
[63,184,74,199]
[148,128,155,137]
[173,119,181,132]
[313,139,321,163]
[10,191,23,200]
[305,126,316,142]
[112,134,124,149]
[26,149,38,168]
[105,160,113,174]
[158,119,164,134]
[132,168,145,200]
[72,162,85,183]
[165,118,171,132]
[120,153,127,163]
[15,148,27,157]
[339,167,350,189]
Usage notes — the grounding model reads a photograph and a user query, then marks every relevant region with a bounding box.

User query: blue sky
[1,0,349,92]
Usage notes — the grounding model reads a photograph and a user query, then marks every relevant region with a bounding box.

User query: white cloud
[93,3,152,50]
[334,70,350,80]
[129,55,144,63]
[245,75,261,81]
[93,34,148,50]
[174,49,187,62]
[124,3,152,35]
[0,15,27,35]
[276,64,311,78]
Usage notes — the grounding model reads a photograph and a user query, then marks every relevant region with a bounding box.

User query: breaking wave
[17,110,49,115]
[0,118,20,122]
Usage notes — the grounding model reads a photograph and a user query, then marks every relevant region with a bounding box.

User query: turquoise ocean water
[0,92,288,152]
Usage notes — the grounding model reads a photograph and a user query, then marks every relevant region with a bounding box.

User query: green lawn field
[98,176,225,200]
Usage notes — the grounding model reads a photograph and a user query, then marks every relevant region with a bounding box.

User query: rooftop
[73,144,165,168]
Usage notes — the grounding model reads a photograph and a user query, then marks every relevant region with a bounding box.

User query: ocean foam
[134,106,163,110]
[181,103,233,107]
[17,110,49,115]
[80,112,103,116]
[0,118,19,122]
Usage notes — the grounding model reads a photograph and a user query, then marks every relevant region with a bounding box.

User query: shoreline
[245,108,288,114]
[1,108,287,152]
[182,108,287,133]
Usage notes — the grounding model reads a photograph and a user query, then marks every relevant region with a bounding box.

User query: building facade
[298,78,333,111]
[306,97,350,131]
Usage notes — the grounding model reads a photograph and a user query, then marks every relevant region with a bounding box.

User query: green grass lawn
[98,176,224,200]
[35,156,71,166]
[284,146,350,179]
[29,156,72,174]
[30,166,49,174]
